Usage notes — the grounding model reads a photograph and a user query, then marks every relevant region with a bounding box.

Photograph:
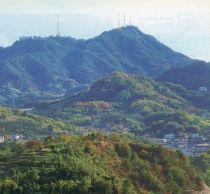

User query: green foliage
[0,107,76,138]
[157,61,210,92]
[192,151,210,186]
[0,133,203,193]
[0,26,193,107]
[115,143,132,158]
[34,72,210,138]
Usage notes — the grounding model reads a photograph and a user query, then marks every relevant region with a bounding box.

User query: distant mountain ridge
[0,26,196,106]
[156,61,210,91]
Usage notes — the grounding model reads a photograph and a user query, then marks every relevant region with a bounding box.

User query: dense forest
[192,151,210,186]
[34,72,210,139]
[157,61,210,91]
[0,107,77,137]
[0,133,205,194]
[0,26,196,107]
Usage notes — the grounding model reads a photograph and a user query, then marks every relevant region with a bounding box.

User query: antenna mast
[117,13,121,28]
[56,15,60,36]
[123,14,126,27]
[130,16,132,26]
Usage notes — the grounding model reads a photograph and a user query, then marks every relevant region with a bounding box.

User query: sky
[0,0,210,61]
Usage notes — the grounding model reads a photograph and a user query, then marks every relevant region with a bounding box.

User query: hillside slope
[0,107,75,137]
[156,61,210,91]
[0,133,204,194]
[65,26,193,82]
[34,72,210,138]
[192,150,210,188]
[0,26,195,106]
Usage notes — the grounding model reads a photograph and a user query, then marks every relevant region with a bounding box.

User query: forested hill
[156,61,210,91]
[0,26,195,107]
[0,107,75,137]
[34,72,210,138]
[0,133,205,193]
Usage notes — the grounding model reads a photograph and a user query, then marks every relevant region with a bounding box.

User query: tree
[115,143,132,158]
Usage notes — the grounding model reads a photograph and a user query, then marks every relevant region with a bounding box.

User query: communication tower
[123,14,126,26]
[117,13,121,28]
[56,15,60,36]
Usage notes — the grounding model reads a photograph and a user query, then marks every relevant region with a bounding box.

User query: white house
[11,134,22,141]
[0,136,4,143]
[193,144,210,154]
[198,87,208,93]
[164,133,176,142]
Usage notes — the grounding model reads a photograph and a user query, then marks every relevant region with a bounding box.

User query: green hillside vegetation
[0,133,204,194]
[0,36,80,107]
[156,61,210,91]
[192,151,210,186]
[0,107,76,137]
[34,72,210,138]
[0,26,195,107]
[165,83,210,111]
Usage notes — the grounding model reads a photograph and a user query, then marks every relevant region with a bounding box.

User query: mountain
[65,26,194,81]
[0,36,81,107]
[0,26,195,107]
[0,133,204,193]
[156,61,210,91]
[33,72,210,138]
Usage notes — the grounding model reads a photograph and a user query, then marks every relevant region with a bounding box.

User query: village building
[11,134,23,141]
[0,136,4,143]
[198,87,208,93]
[193,144,210,155]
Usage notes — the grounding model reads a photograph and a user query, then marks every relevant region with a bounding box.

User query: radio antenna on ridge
[123,14,126,27]
[117,13,121,28]
[56,15,60,36]
[130,16,132,26]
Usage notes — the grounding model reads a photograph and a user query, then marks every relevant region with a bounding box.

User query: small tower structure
[123,14,126,26]
[56,15,60,36]
[117,13,121,28]
[130,16,132,26]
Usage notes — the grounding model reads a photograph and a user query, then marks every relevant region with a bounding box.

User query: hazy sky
[0,0,210,61]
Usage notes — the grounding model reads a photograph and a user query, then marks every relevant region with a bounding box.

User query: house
[193,144,210,155]
[191,133,200,138]
[190,134,205,144]
[198,87,208,93]
[164,133,176,142]
[11,134,22,141]
[153,138,167,145]
[0,136,4,143]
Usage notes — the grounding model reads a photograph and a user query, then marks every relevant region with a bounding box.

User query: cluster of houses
[153,133,210,155]
[0,134,23,143]
[0,130,210,156]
